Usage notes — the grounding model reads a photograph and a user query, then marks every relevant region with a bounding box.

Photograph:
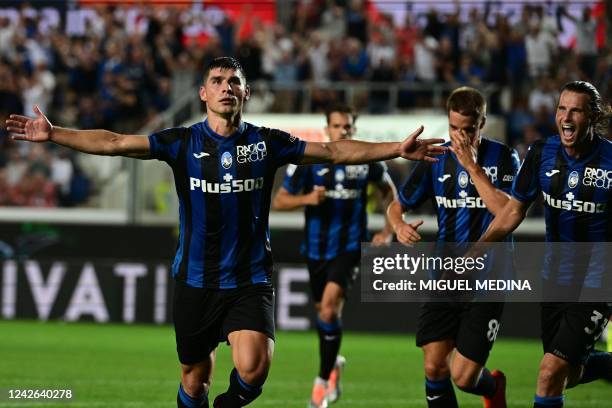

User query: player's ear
[479,115,486,129]
[199,85,207,102]
[244,84,251,101]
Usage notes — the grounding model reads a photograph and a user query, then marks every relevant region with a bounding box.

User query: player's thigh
[228,330,275,377]
[173,281,226,365]
[416,302,462,348]
[542,302,611,365]
[307,251,360,303]
[222,284,276,347]
[455,302,504,366]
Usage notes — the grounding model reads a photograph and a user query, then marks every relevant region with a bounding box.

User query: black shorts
[541,302,611,365]
[416,302,504,366]
[306,251,360,303]
[172,281,275,365]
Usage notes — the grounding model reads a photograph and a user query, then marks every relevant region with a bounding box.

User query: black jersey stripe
[547,149,569,242]
[442,154,458,242]
[317,165,334,257]
[202,136,223,287]
[174,129,192,283]
[468,141,491,242]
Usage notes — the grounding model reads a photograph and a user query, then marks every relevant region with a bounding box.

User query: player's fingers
[11,134,28,140]
[33,104,45,118]
[8,114,30,123]
[5,125,26,134]
[409,219,424,229]
[5,119,26,129]
[427,145,448,155]
[407,230,421,241]
[421,137,445,145]
[423,156,439,163]
[407,125,424,141]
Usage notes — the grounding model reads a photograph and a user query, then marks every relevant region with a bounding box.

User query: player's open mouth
[561,124,575,140]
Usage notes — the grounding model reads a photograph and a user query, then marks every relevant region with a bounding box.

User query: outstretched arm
[6,106,150,158]
[272,186,326,210]
[300,126,447,165]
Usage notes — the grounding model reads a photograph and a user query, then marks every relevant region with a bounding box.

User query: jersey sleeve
[282,164,308,194]
[266,128,307,167]
[499,147,521,193]
[148,127,188,166]
[512,141,543,203]
[399,161,432,210]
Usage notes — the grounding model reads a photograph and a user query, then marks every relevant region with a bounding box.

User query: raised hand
[5,105,53,143]
[400,126,447,162]
[449,132,478,170]
[395,219,424,245]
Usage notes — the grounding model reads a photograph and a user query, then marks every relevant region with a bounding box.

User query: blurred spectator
[346,0,368,43]
[525,19,557,78]
[0,1,607,211]
[560,5,599,79]
[12,167,57,207]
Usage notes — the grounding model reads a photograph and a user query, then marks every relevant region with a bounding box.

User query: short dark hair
[446,87,486,122]
[203,57,246,83]
[325,104,357,125]
[560,81,611,136]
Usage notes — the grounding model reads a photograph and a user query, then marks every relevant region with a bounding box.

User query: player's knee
[451,369,479,390]
[236,355,272,385]
[424,361,450,380]
[181,375,207,398]
[318,303,340,323]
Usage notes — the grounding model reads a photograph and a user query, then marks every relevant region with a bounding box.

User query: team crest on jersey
[221,151,233,169]
[335,169,345,183]
[458,171,469,188]
[568,171,579,189]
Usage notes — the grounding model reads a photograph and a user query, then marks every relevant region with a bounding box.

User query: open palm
[5,105,53,142]
[400,126,447,163]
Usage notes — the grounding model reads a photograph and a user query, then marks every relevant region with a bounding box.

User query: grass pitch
[0,320,609,407]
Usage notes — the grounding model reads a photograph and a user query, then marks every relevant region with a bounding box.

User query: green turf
[0,320,609,407]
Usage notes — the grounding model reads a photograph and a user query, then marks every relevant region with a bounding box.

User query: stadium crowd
[0,0,609,207]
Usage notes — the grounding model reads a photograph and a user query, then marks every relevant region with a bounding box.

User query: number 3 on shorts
[584,310,607,339]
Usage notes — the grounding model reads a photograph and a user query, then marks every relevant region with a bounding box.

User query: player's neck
[207,112,242,137]
[564,133,596,159]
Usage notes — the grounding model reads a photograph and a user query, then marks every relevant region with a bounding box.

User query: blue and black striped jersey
[512,135,612,289]
[283,162,390,260]
[399,138,520,243]
[512,135,612,242]
[148,120,306,289]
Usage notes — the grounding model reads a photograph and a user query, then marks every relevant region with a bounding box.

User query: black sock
[425,377,458,408]
[534,395,564,407]
[177,383,208,408]
[456,368,497,397]
[316,317,342,380]
[214,368,262,408]
[580,350,612,384]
